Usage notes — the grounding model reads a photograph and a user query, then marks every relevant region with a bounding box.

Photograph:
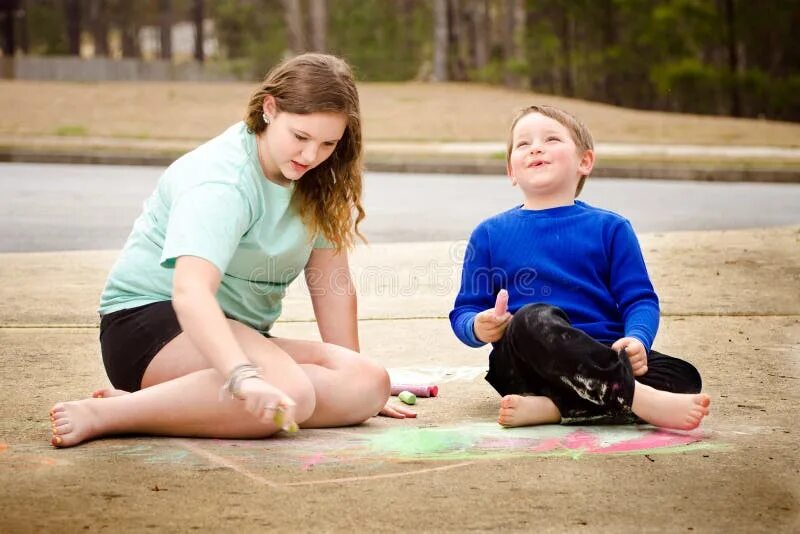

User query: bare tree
[467,0,489,71]
[432,0,448,81]
[723,0,741,117]
[281,0,306,55]
[0,0,19,57]
[64,0,81,56]
[309,0,326,53]
[192,0,204,62]
[88,0,108,57]
[502,0,525,88]
[557,2,574,97]
[448,0,468,80]
[159,0,172,60]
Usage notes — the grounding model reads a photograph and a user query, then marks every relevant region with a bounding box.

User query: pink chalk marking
[301,452,325,471]
[390,384,439,397]
[563,430,600,450]
[592,430,701,453]
[0,442,7,453]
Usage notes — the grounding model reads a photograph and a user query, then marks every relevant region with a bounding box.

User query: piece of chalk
[495,289,509,317]
[398,391,417,405]
[390,384,438,397]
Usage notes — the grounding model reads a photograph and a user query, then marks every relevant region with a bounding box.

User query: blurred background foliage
[1,0,798,120]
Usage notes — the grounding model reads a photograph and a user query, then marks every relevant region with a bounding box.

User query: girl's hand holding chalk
[474,289,512,343]
[238,378,298,433]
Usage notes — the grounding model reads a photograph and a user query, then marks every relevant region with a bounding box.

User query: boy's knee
[511,303,566,334]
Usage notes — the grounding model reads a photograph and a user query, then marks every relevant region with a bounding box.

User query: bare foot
[631,383,710,430]
[49,401,102,448]
[91,388,129,399]
[497,395,561,427]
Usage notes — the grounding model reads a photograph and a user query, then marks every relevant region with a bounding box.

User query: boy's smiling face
[507,112,594,208]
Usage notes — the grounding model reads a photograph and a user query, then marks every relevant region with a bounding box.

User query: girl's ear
[507,162,517,186]
[262,95,277,118]
[578,149,595,176]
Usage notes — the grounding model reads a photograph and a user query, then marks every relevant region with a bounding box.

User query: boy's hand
[612,337,647,376]
[474,290,512,343]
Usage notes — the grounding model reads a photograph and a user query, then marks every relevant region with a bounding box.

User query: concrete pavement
[1,226,798,532]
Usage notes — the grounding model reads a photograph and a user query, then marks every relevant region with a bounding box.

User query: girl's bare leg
[268,337,390,428]
[50,320,316,447]
[51,320,390,447]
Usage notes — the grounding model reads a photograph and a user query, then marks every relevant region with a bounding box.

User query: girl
[49,53,414,448]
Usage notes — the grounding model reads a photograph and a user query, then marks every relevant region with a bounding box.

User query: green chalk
[398,391,417,405]
[286,421,299,433]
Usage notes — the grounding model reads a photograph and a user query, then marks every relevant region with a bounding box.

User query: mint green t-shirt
[98,122,332,333]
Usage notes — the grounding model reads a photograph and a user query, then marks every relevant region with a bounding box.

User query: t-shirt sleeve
[160,182,253,275]
[313,232,336,249]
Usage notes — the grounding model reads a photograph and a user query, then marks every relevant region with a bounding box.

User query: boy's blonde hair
[506,105,594,197]
[245,53,364,251]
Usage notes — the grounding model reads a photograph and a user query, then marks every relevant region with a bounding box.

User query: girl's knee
[350,356,391,421]
[283,375,317,423]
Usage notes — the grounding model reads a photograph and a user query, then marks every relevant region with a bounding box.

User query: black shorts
[99,300,273,392]
[99,301,184,393]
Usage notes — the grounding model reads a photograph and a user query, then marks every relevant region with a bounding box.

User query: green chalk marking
[398,391,417,405]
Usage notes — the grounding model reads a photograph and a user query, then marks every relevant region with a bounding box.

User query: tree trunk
[89,0,108,57]
[432,0,448,81]
[192,0,204,62]
[18,0,27,54]
[64,0,81,56]
[469,0,489,70]
[159,0,172,60]
[448,0,467,80]
[601,0,618,104]
[309,0,326,52]
[0,0,18,56]
[558,3,574,97]
[502,0,524,88]
[281,0,305,55]
[723,0,741,117]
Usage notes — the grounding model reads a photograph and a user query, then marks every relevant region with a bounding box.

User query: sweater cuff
[462,316,486,348]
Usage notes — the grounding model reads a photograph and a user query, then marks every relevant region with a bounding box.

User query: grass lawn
[2,80,799,147]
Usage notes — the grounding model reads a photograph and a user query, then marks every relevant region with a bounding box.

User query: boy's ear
[506,162,517,186]
[578,149,595,176]
[262,95,277,118]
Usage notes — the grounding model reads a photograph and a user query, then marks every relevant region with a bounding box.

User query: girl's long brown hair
[244,53,365,251]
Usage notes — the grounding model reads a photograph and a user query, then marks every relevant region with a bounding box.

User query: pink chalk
[495,289,509,317]
[390,384,439,397]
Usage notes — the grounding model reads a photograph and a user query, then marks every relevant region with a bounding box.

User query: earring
[262,112,271,125]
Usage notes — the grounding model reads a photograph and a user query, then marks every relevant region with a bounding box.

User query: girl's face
[260,96,347,185]
[507,113,593,202]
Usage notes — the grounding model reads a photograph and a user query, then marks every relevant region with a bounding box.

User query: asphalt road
[1,162,799,252]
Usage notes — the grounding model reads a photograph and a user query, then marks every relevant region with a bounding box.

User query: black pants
[485,303,702,424]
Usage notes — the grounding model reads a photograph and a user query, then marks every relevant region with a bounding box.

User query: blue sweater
[449,201,659,350]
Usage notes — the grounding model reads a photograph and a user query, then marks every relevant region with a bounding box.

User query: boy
[449,105,710,430]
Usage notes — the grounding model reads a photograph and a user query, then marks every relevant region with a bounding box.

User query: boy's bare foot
[498,395,561,427]
[49,401,103,448]
[91,388,129,399]
[631,383,710,430]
